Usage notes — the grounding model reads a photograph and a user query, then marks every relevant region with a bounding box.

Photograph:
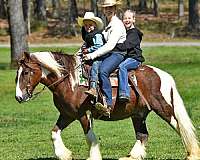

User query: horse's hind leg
[52,114,75,160]
[149,90,200,160]
[119,109,149,160]
[79,111,102,160]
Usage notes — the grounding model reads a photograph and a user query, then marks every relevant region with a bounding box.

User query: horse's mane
[30,51,76,77]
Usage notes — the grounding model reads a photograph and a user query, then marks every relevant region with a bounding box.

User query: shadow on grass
[26,158,118,160]
[26,157,182,160]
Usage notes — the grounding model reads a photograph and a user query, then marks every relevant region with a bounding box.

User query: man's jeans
[99,52,124,106]
[118,58,141,98]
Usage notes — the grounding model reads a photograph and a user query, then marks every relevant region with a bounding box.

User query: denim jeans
[118,58,141,98]
[99,52,125,106]
[90,60,102,88]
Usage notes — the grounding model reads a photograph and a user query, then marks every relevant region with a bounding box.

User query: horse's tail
[171,79,200,158]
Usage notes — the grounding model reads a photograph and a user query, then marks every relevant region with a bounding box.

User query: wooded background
[0,0,199,67]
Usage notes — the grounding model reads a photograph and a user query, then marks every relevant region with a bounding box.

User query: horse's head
[15,52,42,103]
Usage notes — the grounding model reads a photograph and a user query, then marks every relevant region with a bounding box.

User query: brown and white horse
[15,51,200,160]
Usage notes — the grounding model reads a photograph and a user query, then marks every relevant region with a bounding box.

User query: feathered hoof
[187,155,200,160]
[55,149,72,160]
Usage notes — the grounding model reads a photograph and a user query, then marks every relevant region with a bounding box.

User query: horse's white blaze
[86,129,102,160]
[129,140,146,159]
[16,66,23,97]
[149,65,173,106]
[52,130,72,160]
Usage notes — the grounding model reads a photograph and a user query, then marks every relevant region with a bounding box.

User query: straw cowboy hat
[99,0,122,7]
[77,12,104,30]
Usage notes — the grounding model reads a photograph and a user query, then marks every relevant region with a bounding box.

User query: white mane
[30,52,64,77]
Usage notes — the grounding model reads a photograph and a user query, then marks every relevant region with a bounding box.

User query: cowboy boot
[95,102,112,117]
[84,88,97,97]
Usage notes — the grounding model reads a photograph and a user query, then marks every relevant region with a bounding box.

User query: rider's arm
[86,16,126,60]
[87,34,104,53]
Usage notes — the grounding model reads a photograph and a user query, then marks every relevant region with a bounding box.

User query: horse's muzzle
[15,96,23,103]
[15,93,32,103]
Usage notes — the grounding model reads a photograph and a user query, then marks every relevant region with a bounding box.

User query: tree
[178,0,184,18]
[188,0,200,30]
[22,0,31,35]
[34,0,47,21]
[152,0,159,17]
[67,0,78,36]
[91,0,98,16]
[52,0,61,18]
[8,0,28,67]
[0,0,7,18]
[138,0,147,11]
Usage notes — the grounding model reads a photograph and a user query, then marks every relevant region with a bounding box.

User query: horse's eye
[24,71,29,75]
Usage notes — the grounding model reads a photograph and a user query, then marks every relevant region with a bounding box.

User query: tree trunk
[138,0,147,11]
[52,0,60,18]
[8,0,28,68]
[126,0,131,8]
[0,0,7,18]
[91,0,98,16]
[34,0,47,21]
[178,0,184,18]
[67,0,78,36]
[22,0,31,35]
[189,0,200,30]
[153,0,159,17]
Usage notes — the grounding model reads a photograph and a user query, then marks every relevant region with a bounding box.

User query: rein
[31,63,82,100]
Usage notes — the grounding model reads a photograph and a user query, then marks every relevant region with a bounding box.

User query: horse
[15,51,200,160]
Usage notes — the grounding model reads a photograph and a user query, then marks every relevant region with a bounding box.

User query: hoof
[187,155,200,160]
[119,155,143,160]
[55,149,72,160]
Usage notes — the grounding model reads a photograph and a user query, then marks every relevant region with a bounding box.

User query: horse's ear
[18,51,30,64]
[23,51,30,59]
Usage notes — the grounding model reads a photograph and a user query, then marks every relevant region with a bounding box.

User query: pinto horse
[15,51,200,160]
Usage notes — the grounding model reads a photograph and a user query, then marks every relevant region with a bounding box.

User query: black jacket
[115,27,145,62]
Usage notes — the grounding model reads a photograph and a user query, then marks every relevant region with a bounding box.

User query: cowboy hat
[77,12,104,30]
[99,0,122,7]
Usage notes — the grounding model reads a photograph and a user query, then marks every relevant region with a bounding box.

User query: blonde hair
[123,9,136,23]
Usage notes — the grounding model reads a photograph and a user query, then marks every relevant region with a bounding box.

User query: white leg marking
[16,66,23,98]
[129,140,146,160]
[52,130,72,160]
[86,129,102,160]
[170,116,178,129]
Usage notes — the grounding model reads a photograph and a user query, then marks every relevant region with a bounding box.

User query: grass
[0,46,200,159]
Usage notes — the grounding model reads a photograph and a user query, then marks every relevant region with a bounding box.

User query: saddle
[80,61,130,87]
[79,61,151,111]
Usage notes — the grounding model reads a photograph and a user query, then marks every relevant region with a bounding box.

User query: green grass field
[0,46,200,160]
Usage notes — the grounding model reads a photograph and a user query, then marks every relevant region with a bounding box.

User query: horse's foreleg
[52,115,75,160]
[80,111,102,160]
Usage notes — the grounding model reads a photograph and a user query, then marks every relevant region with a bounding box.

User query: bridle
[21,61,82,101]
